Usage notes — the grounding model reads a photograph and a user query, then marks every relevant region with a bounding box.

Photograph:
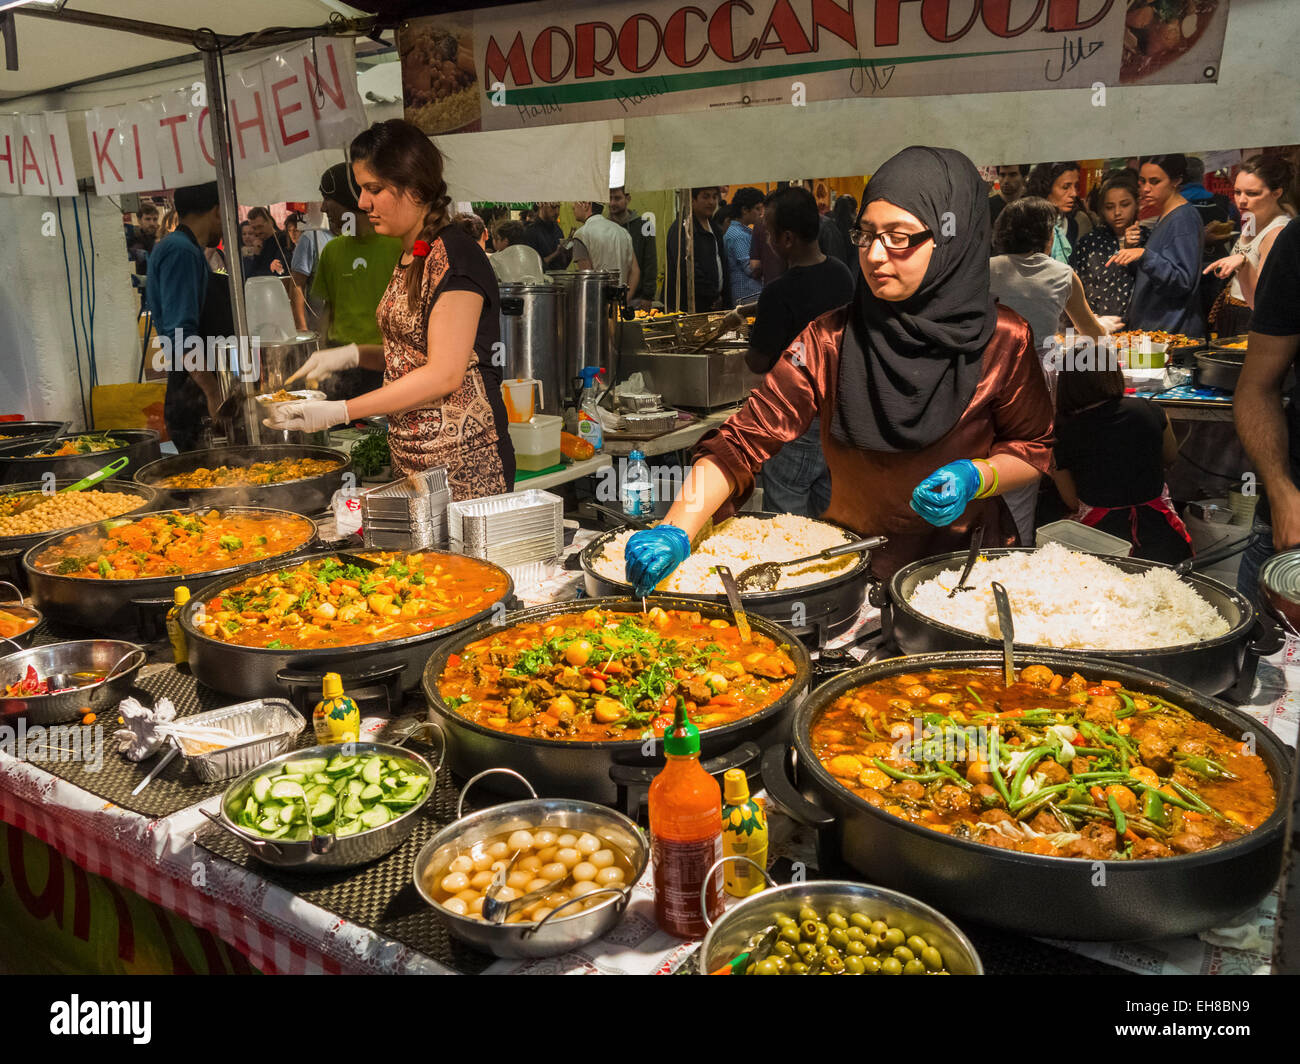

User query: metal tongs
[948,522,986,598]
[482,851,573,924]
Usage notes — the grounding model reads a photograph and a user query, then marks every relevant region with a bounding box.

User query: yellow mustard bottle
[721,768,768,897]
[167,585,190,664]
[313,672,360,745]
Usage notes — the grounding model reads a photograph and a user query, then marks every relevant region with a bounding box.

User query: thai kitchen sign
[0,38,365,197]
[400,1,1231,134]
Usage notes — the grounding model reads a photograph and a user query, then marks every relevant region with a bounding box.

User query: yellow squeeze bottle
[167,585,190,664]
[721,768,769,897]
[313,672,360,745]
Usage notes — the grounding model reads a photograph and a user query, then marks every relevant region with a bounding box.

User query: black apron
[163,233,234,452]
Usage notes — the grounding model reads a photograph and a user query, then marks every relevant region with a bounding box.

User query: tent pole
[201,44,260,445]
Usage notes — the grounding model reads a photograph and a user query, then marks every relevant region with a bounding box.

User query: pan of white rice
[580,513,877,647]
[889,544,1257,696]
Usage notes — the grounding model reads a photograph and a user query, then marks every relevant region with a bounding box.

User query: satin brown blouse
[694,304,1055,580]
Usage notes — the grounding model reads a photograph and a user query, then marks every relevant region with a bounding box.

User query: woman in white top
[1204,155,1293,336]
[990,197,1112,362]
[989,196,1111,542]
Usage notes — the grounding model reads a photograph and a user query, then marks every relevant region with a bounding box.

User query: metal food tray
[362,467,449,500]
[176,697,306,783]
[363,492,450,521]
[447,489,563,549]
[364,526,448,551]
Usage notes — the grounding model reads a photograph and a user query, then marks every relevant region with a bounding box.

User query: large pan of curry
[182,548,513,701]
[762,650,1290,941]
[423,596,813,804]
[134,444,352,515]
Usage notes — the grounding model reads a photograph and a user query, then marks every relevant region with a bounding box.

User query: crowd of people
[137,128,1300,610]
[623,146,1300,610]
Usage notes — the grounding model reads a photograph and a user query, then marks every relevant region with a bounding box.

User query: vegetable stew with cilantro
[439,605,800,742]
[196,551,508,649]
[31,509,314,580]
[812,664,1275,861]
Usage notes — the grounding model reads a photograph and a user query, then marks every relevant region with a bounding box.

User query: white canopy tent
[0,1,364,101]
[0,2,615,427]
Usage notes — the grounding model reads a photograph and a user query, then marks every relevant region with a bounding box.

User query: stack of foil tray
[448,489,564,567]
[361,467,451,550]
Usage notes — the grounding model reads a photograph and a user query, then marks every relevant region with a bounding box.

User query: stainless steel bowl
[700,873,984,976]
[0,580,42,649]
[412,769,649,958]
[0,640,145,725]
[207,740,440,872]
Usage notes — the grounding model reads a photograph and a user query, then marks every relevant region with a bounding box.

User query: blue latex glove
[624,524,692,596]
[910,459,982,527]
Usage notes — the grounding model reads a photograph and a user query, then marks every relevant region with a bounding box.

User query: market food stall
[2,499,1296,975]
[1,0,1298,984]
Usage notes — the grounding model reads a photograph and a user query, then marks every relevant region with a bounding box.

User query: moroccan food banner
[400,1,1231,135]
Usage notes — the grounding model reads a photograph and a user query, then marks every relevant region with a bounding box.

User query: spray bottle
[576,366,605,452]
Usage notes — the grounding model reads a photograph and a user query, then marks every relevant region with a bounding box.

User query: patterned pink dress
[374,229,512,501]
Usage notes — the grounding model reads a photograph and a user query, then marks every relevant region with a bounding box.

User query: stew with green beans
[440,606,800,742]
[811,665,1275,860]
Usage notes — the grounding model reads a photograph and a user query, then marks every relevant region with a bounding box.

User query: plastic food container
[508,415,563,471]
[1034,519,1130,557]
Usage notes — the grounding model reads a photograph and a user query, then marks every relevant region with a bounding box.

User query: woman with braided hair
[270,119,514,499]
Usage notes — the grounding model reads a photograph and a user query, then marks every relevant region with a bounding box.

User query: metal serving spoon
[45,647,138,695]
[991,581,1016,687]
[715,565,753,645]
[733,535,887,592]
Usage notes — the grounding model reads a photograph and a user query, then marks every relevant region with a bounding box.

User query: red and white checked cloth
[0,755,450,975]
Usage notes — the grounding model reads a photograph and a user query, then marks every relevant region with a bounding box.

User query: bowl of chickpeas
[0,479,157,552]
[701,880,983,976]
[413,769,648,958]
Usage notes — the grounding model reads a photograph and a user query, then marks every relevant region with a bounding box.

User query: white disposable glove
[286,343,360,385]
[264,399,350,433]
[1097,316,1124,334]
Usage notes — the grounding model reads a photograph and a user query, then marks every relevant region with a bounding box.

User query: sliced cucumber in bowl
[230,750,430,843]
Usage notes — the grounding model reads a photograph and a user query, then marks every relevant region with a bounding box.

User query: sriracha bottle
[649,702,723,937]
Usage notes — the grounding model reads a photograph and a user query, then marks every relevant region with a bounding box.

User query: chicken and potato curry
[196,552,507,650]
[812,665,1275,861]
[32,510,313,579]
[438,606,800,742]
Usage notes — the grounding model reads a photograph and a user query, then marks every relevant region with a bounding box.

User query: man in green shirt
[309,162,403,398]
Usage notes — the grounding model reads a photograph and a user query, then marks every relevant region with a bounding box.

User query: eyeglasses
[850,227,935,252]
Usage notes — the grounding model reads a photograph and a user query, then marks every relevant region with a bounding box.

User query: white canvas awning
[0,0,365,100]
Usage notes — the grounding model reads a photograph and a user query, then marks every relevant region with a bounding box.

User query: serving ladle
[733,535,887,592]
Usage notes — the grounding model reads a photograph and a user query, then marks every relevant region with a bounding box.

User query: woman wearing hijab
[624,147,1055,589]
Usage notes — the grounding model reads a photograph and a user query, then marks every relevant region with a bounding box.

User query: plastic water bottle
[621,449,654,518]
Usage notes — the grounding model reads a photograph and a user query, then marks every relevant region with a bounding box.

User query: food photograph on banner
[0,0,1298,1008]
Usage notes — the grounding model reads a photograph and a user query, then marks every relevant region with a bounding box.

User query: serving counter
[1,528,1292,976]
